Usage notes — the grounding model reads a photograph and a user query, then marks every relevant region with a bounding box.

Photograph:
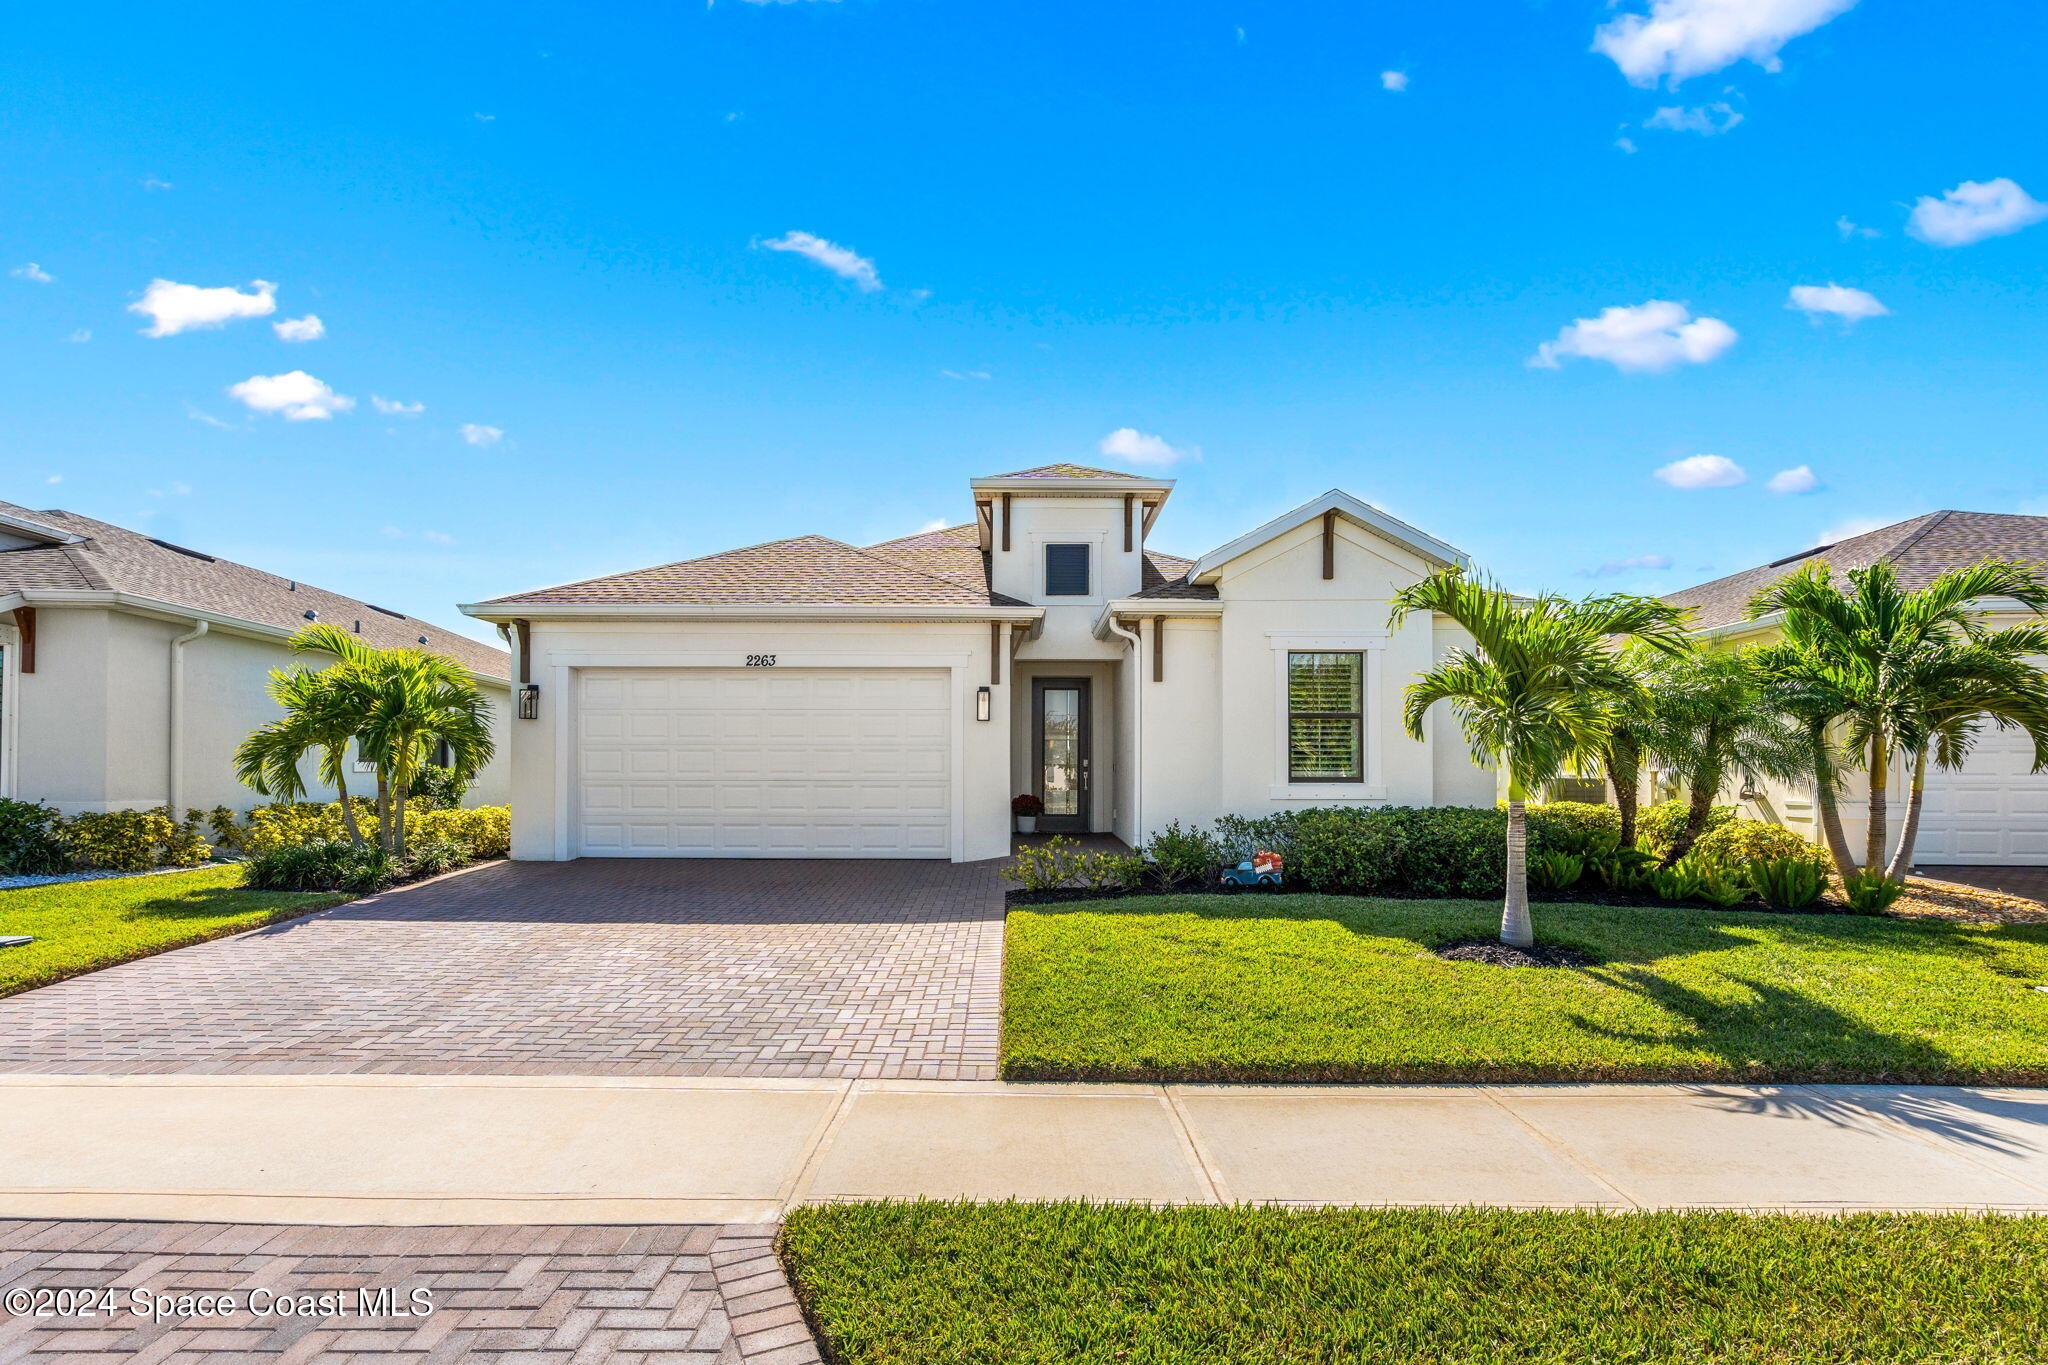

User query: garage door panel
[576,667,953,858]
[1920,721,2048,865]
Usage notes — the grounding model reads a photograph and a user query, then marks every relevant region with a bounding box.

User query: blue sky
[4,0,2045,644]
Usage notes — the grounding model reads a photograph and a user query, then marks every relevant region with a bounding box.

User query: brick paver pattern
[0,1220,820,1364]
[1919,863,2048,905]
[0,859,1004,1080]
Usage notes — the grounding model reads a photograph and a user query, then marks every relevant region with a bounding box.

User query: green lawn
[783,1201,2047,1365]
[0,865,351,998]
[1004,895,2048,1084]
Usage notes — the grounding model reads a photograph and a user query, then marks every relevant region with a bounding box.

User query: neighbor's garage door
[575,668,951,857]
[1917,724,2048,866]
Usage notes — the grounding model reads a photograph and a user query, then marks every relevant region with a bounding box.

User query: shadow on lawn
[122,886,318,924]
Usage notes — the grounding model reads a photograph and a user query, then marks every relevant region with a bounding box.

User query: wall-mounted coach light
[517,684,541,720]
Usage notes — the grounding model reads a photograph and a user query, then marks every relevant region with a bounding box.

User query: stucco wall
[2,605,510,816]
[993,495,1139,661]
[507,617,1013,862]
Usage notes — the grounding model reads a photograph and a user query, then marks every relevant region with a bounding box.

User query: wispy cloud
[460,423,504,447]
[1099,428,1195,468]
[64,329,91,344]
[1786,282,1888,323]
[141,177,174,192]
[1643,102,1742,135]
[1594,0,1860,87]
[11,262,54,284]
[1836,215,1878,239]
[1380,70,1408,92]
[1655,454,1747,489]
[1766,465,1821,494]
[759,231,882,291]
[131,278,277,336]
[371,395,425,416]
[941,369,991,381]
[1530,300,1737,373]
[227,370,353,421]
[1906,177,2048,247]
[1581,553,1674,577]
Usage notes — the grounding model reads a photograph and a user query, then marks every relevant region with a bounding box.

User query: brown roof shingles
[1666,510,2048,629]
[0,502,510,677]
[982,463,1148,480]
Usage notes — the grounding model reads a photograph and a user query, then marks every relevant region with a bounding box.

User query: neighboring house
[1664,510,2048,867]
[461,464,1495,862]
[0,502,511,816]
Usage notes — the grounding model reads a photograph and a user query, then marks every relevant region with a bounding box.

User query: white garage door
[1917,724,2048,866]
[575,668,952,858]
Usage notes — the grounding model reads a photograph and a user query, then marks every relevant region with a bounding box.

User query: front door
[1032,677,1091,834]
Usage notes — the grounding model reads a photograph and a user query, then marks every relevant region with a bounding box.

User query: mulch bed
[1432,939,1595,969]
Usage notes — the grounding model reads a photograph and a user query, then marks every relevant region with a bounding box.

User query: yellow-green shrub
[63,807,212,872]
[1695,818,1830,871]
[241,802,350,853]
[409,806,511,859]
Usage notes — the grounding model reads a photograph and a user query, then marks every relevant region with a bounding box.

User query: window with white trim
[1044,543,1091,596]
[1286,651,1364,782]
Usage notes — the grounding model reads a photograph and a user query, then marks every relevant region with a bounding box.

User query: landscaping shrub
[1522,800,1621,856]
[1141,821,1224,885]
[402,834,468,879]
[1211,812,1299,861]
[1000,837,1088,892]
[241,801,352,853]
[62,808,212,873]
[205,805,244,852]
[1751,856,1826,910]
[1694,818,1830,872]
[1283,808,1402,894]
[1638,799,1735,856]
[0,797,72,876]
[409,806,511,859]
[406,764,470,812]
[1842,870,1907,915]
[1075,851,1146,892]
[244,839,394,894]
[1529,850,1584,891]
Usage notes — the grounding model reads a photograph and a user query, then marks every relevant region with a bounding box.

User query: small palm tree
[1639,646,1808,865]
[1748,558,2048,875]
[1390,572,1687,947]
[234,668,369,846]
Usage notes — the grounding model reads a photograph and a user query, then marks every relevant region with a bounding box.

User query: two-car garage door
[575,668,951,857]
[1917,724,2048,866]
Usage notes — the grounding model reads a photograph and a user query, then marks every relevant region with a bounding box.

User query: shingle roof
[983,463,1148,480]
[481,534,1030,608]
[1129,550,1219,601]
[0,501,510,678]
[1666,510,2048,629]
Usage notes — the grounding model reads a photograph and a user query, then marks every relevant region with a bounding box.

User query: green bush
[62,808,212,872]
[1842,870,1907,915]
[205,805,243,852]
[244,839,394,894]
[1000,837,1088,892]
[1694,819,1831,872]
[1141,821,1224,885]
[0,798,72,876]
[407,764,470,812]
[409,806,511,859]
[1529,850,1584,892]
[1751,856,1826,910]
[1211,812,1300,861]
[402,834,468,879]
[1638,800,1735,857]
[1522,801,1621,856]
[1075,850,1146,892]
[1283,808,1404,894]
[241,802,351,853]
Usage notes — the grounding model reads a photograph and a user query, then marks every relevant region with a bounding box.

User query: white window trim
[1268,632,1386,801]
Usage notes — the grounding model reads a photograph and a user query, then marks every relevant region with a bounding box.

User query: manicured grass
[1004,895,2048,1084]
[0,865,351,998]
[783,1201,2047,1365]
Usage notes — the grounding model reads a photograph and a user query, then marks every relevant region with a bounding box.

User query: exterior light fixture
[517,684,541,720]
[976,685,991,722]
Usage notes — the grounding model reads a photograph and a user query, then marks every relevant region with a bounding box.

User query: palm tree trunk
[1864,732,1890,874]
[1662,747,1721,866]
[1809,726,1858,878]
[1501,788,1534,948]
[1884,747,1929,881]
[375,775,393,856]
[394,768,410,858]
[1606,735,1641,848]
[330,751,365,848]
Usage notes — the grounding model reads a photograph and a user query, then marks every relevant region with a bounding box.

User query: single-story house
[0,501,511,816]
[1664,510,2048,867]
[460,464,1496,862]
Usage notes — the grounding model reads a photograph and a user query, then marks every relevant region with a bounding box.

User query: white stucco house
[460,464,1495,862]
[0,501,512,816]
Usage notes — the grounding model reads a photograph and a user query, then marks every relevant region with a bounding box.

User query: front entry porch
[1009,658,1126,840]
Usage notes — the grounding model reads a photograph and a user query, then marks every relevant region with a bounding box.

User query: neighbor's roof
[1666,510,2048,630]
[478,533,1031,609]
[0,501,509,678]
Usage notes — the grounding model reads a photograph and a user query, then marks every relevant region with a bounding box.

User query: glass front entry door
[1032,677,1091,834]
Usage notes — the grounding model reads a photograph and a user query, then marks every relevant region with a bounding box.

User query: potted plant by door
[1012,793,1044,835]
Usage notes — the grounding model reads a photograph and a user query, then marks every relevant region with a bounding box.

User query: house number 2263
[745,654,778,668]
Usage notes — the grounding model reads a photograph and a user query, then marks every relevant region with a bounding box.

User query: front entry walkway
[0,859,1006,1080]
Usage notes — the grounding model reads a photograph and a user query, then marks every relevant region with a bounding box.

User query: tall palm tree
[1390,572,1687,947]
[348,649,496,855]
[1747,557,2048,875]
[1639,646,1809,865]
[1596,643,1667,849]
[234,668,369,846]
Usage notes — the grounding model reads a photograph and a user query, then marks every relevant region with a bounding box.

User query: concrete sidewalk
[4,1075,2045,1223]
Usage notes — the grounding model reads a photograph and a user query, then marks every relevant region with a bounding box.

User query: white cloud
[1380,70,1408,92]
[12,262,54,284]
[759,231,882,291]
[915,518,952,534]
[941,369,991,381]
[1786,282,1887,323]
[147,481,193,498]
[45,474,62,484]
[184,403,235,429]
[1643,102,1743,134]
[1098,428,1194,468]
[273,313,325,342]
[460,423,504,447]
[131,278,277,337]
[1836,215,1878,239]
[1655,454,1747,489]
[371,395,425,416]
[421,530,457,545]
[1582,553,1675,577]
[226,370,353,421]
[1594,0,1859,87]
[1530,300,1737,373]
[64,329,91,343]
[1766,465,1821,494]
[142,177,174,192]
[1906,177,2048,248]
[1615,136,1639,155]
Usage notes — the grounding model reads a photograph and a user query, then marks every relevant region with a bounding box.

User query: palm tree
[1597,644,1666,849]
[1638,646,1808,865]
[1747,558,2048,876]
[1390,572,1687,947]
[234,668,369,846]
[1747,648,1861,877]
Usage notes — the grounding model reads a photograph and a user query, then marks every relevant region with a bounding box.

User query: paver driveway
[0,859,1005,1080]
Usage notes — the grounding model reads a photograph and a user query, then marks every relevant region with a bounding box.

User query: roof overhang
[1188,489,1468,581]
[460,601,1046,625]
[1091,598,1225,638]
[0,510,84,546]
[4,588,512,686]
[969,474,1175,496]
[1687,595,2043,642]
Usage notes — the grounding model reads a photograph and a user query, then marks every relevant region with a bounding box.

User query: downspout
[168,619,209,810]
[1105,615,1143,846]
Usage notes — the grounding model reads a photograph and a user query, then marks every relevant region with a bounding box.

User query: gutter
[1687,595,2035,643]
[168,620,208,809]
[1091,597,1222,640]
[459,601,1045,625]
[1104,616,1144,846]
